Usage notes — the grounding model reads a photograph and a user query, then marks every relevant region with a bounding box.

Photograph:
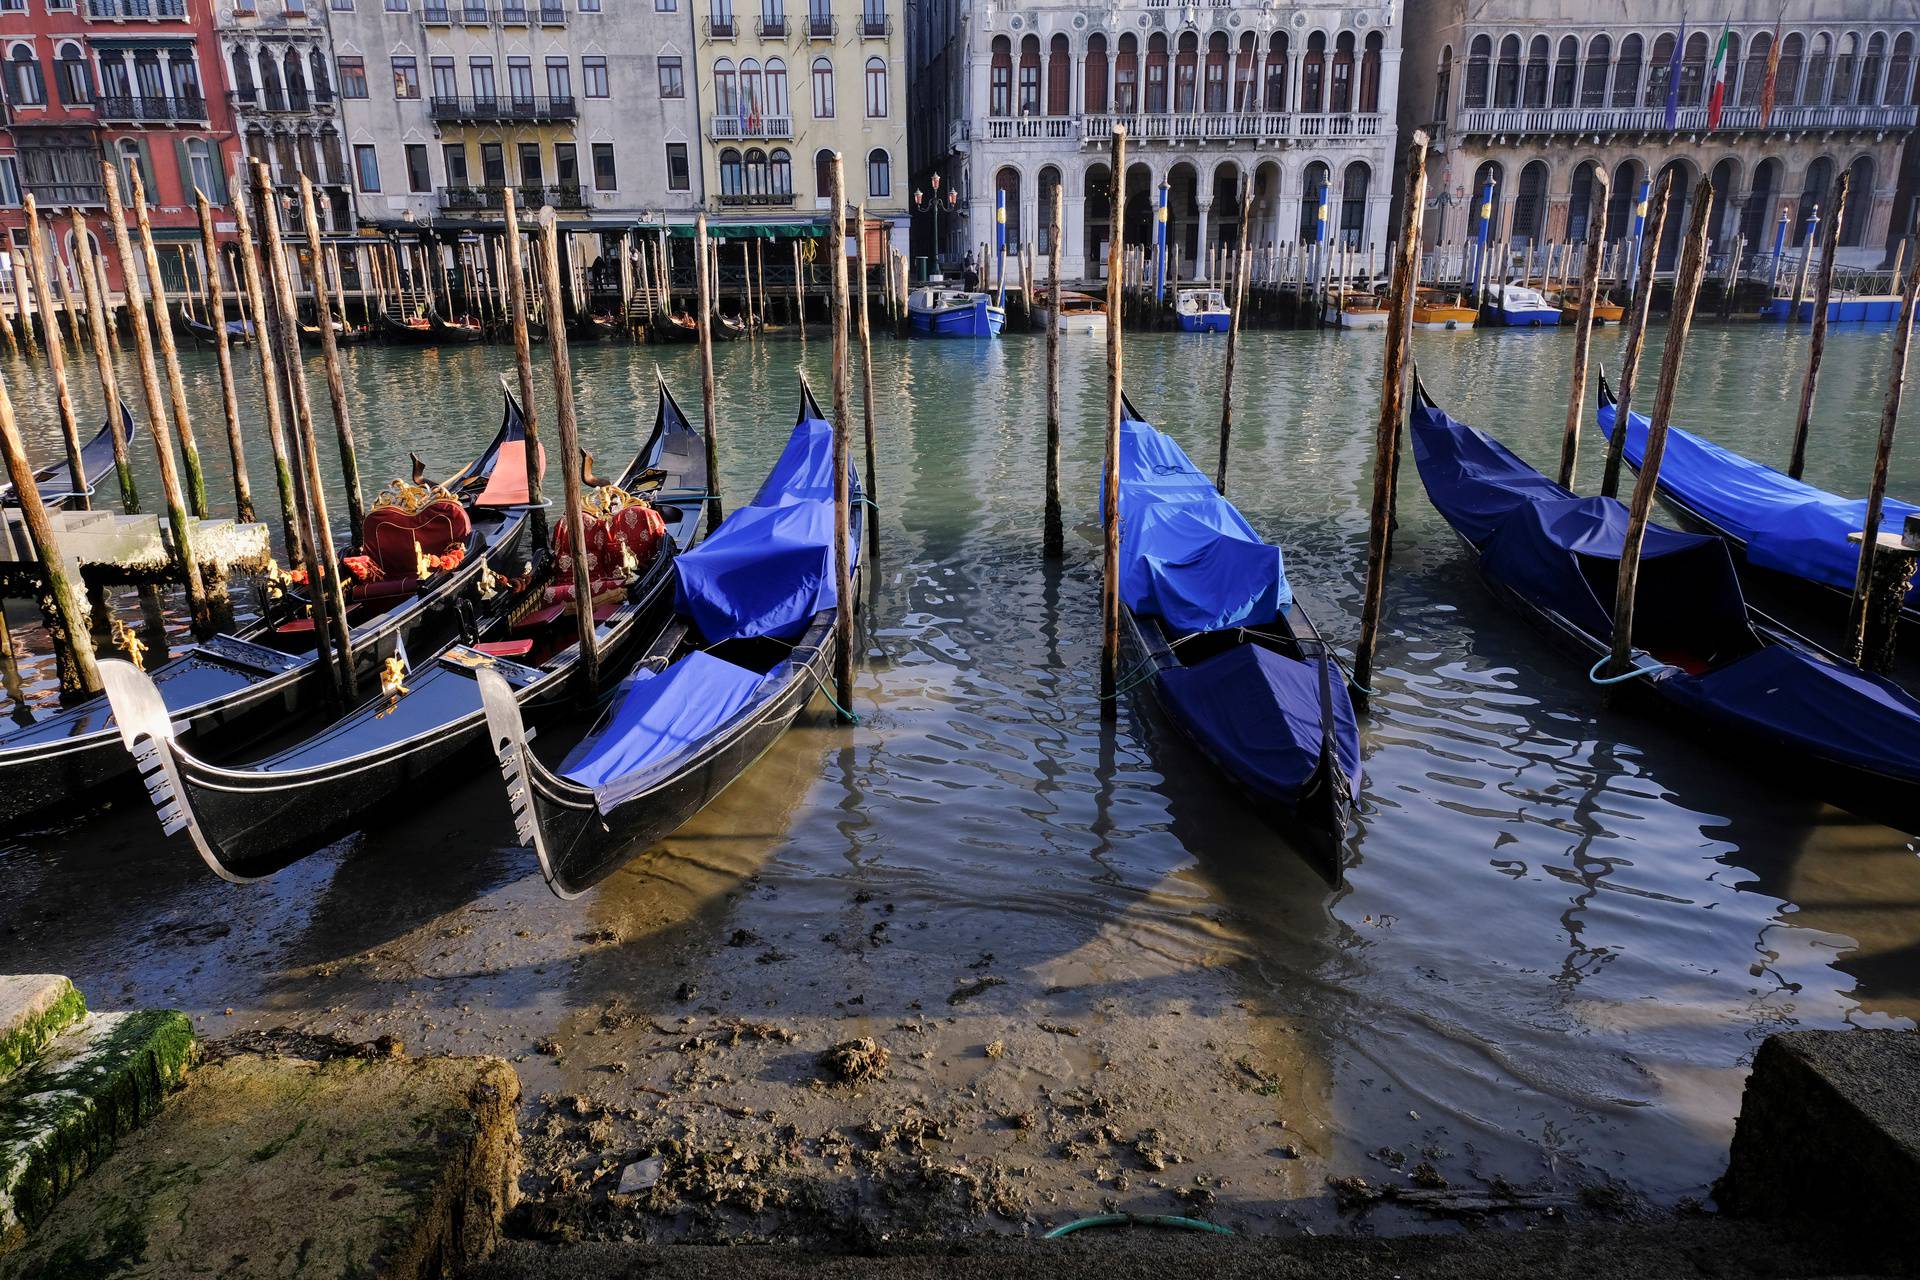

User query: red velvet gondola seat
[545,486,666,609]
[347,478,472,602]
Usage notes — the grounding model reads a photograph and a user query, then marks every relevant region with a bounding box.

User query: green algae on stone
[0,978,86,1082]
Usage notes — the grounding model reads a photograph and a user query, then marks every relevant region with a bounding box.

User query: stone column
[1065,192,1086,280]
[1194,199,1211,275]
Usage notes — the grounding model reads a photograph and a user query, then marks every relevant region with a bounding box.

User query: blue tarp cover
[673,405,851,642]
[1157,645,1361,805]
[1599,400,1919,607]
[1111,411,1290,632]
[560,651,767,789]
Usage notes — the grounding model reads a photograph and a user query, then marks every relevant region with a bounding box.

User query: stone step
[0,976,85,1082]
[0,1007,194,1256]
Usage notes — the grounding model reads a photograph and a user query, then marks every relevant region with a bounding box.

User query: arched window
[284,48,307,109]
[1777,33,1804,105]
[810,55,833,117]
[1085,34,1108,113]
[1890,34,1914,105]
[814,148,833,198]
[740,57,763,118]
[1834,32,1860,103]
[1173,31,1198,113]
[1840,155,1873,246]
[1804,33,1832,105]
[57,41,91,105]
[1522,34,1549,107]
[9,45,45,108]
[1302,31,1325,111]
[765,58,788,116]
[1552,35,1578,107]
[715,58,738,118]
[865,56,887,116]
[1115,34,1138,113]
[744,147,768,197]
[989,36,1011,116]
[310,48,332,103]
[1339,161,1369,245]
[1613,34,1642,107]
[1360,31,1382,112]
[1037,165,1061,252]
[770,147,792,196]
[1644,32,1675,108]
[1331,31,1355,113]
[1680,30,1708,107]
[1464,34,1490,108]
[1265,33,1288,111]
[1606,161,1637,243]
[1234,33,1257,112]
[1299,160,1330,239]
[1721,34,1742,105]
[1048,34,1071,115]
[1512,159,1548,245]
[1493,33,1520,107]
[719,146,744,197]
[1204,32,1228,113]
[258,49,284,110]
[1741,32,1770,106]
[230,49,256,103]
[1798,155,1833,232]
[1145,33,1169,113]
[184,137,219,199]
[1742,158,1781,245]
[1582,35,1611,107]
[867,147,890,198]
[1018,35,1040,115]
[996,167,1021,247]
[1861,33,1886,104]
[1568,161,1598,240]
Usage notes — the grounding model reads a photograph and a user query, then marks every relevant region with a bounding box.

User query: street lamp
[913,172,958,277]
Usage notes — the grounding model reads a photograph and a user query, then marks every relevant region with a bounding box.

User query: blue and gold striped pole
[1626,178,1651,299]
[1472,179,1494,303]
[1154,182,1169,302]
[995,188,1007,309]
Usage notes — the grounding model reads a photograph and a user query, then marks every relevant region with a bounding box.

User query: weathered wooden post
[535,206,598,693]
[1608,179,1714,681]
[694,213,723,533]
[232,185,302,566]
[793,238,807,342]
[130,169,209,519]
[1102,127,1127,716]
[294,177,367,544]
[70,209,137,514]
[1848,255,1920,669]
[0,379,100,697]
[195,191,254,525]
[1601,170,1673,499]
[1044,183,1064,559]
[48,221,81,354]
[103,161,212,635]
[22,197,88,509]
[827,155,855,715]
[854,203,878,563]
[1787,207,1817,324]
[1557,168,1610,489]
[499,187,546,551]
[1216,174,1253,496]
[1788,172,1850,480]
[895,248,909,339]
[1353,131,1428,702]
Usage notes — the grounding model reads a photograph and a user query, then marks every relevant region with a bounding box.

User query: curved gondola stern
[1596,364,1616,412]
[797,373,827,426]
[478,667,600,900]
[96,659,259,885]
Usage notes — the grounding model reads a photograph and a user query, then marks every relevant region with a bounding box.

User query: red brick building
[0,0,242,298]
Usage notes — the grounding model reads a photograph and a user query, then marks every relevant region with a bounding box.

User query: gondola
[378,313,437,345]
[0,406,128,509]
[478,381,862,898]
[1412,377,1920,833]
[1107,395,1360,878]
[0,393,539,827]
[658,312,700,343]
[711,312,748,341]
[98,380,707,882]
[566,312,617,343]
[429,312,487,344]
[1597,371,1918,633]
[300,318,374,347]
[181,315,254,347]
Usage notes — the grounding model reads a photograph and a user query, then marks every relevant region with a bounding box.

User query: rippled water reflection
[3,320,1917,1215]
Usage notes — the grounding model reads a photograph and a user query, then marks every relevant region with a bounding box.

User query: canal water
[1,320,1917,1236]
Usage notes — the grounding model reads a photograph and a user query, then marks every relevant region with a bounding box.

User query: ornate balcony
[717,191,796,207]
[709,113,794,139]
[1454,102,1920,139]
[428,94,578,123]
[1069,111,1384,143]
[87,0,187,17]
[98,93,208,122]
[706,16,736,38]
[806,14,835,38]
[538,2,567,22]
[440,183,586,212]
[757,15,786,36]
[861,14,889,36]
[25,180,106,207]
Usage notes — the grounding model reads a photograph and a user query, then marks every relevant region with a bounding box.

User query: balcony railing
[460,2,491,21]
[807,14,835,38]
[706,15,736,37]
[538,3,566,22]
[860,13,888,36]
[423,4,451,19]
[709,113,794,139]
[428,93,578,122]
[440,183,586,212]
[717,190,795,207]
[25,180,106,207]
[1073,110,1383,142]
[501,3,528,21]
[757,15,786,35]
[98,93,208,121]
[1454,102,1920,137]
[230,88,330,114]
[87,0,187,17]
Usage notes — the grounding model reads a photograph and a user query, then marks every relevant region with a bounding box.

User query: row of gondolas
[1,371,1916,897]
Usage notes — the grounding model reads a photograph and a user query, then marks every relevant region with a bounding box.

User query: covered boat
[480,382,863,897]
[98,381,706,882]
[0,406,128,509]
[1035,289,1107,334]
[1597,372,1917,631]
[1107,396,1361,876]
[1175,287,1231,333]
[0,394,537,827]
[1324,293,1389,329]
[1413,378,1920,832]
[908,286,1004,338]
[1489,283,1562,327]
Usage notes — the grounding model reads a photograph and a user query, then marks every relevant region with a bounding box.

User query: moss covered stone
[0,977,86,1082]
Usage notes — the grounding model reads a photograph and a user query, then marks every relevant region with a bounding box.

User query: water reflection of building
[1399,0,1920,268]
[907,0,1401,281]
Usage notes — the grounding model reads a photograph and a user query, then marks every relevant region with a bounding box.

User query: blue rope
[1587,654,1675,686]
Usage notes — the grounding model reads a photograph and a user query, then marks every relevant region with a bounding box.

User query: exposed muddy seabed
[4,327,1920,1246]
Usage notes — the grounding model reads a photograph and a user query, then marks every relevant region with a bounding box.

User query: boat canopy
[1598,398,1919,607]
[1157,644,1360,803]
[560,650,769,789]
[672,397,846,642]
[1111,403,1290,633]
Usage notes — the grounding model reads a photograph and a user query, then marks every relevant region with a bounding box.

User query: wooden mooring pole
[1353,130,1428,702]
[131,169,208,520]
[855,202,878,565]
[1789,172,1850,481]
[535,206,598,694]
[22,197,88,509]
[1043,182,1064,559]
[694,213,722,534]
[827,154,855,716]
[500,186,546,551]
[1101,126,1127,716]
[1558,169,1610,490]
[196,191,254,525]
[1608,178,1714,681]
[1601,171,1673,500]
[793,239,807,343]
[1847,253,1920,670]
[1216,174,1252,496]
[0,379,100,697]
[295,177,365,545]
[232,185,302,569]
[71,209,137,514]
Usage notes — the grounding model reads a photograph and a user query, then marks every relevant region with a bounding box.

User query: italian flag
[1706,19,1734,130]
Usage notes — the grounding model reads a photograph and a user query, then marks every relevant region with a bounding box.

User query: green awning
[669,219,823,239]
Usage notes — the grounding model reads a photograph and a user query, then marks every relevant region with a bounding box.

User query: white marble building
[909,0,1403,281]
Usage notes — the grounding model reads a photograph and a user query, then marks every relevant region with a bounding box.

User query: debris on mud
[947,976,1005,1006]
[817,1037,890,1084]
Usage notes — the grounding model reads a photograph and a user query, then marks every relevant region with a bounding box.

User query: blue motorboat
[1413,377,1920,833]
[1597,372,1917,630]
[1758,294,1905,323]
[1175,287,1231,333]
[1107,396,1361,876]
[1487,282,1562,327]
[907,285,1004,338]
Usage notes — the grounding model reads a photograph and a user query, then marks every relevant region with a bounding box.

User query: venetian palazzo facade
[326,0,704,232]
[1399,0,1920,270]
[692,0,910,251]
[215,0,354,233]
[0,0,244,293]
[909,0,1403,282]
